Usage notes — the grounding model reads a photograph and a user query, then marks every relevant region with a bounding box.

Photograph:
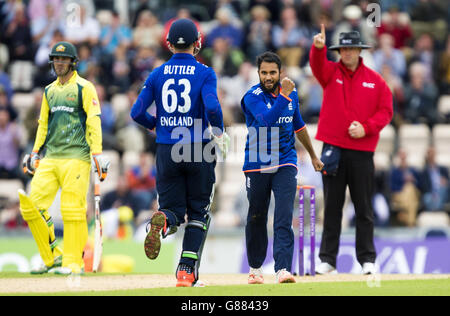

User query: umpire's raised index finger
[321,24,325,37]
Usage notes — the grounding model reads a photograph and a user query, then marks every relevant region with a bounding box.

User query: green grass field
[0,273,449,296]
[17,279,450,296]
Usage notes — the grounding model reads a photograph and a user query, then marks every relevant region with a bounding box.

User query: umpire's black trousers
[320,146,377,267]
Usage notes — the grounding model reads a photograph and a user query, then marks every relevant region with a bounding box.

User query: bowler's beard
[260,78,280,94]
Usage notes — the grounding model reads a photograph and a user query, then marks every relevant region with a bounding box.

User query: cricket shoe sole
[144,211,166,260]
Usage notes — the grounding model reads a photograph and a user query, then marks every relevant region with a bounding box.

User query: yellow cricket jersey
[33,71,102,162]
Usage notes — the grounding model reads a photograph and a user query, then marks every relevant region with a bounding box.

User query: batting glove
[22,151,41,176]
[92,153,110,182]
[212,132,231,159]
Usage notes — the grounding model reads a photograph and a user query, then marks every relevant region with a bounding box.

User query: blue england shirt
[241,84,306,173]
[131,53,224,144]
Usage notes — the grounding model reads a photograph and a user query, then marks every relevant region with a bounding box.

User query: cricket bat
[92,172,102,273]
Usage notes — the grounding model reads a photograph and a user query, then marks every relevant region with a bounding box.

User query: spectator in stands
[374,33,407,78]
[27,0,62,22]
[420,147,449,211]
[130,46,157,84]
[389,148,421,227]
[208,0,243,22]
[298,66,322,123]
[410,33,437,82]
[0,0,17,29]
[437,34,450,95]
[202,37,244,77]
[272,6,311,67]
[34,30,64,87]
[31,2,61,47]
[409,0,447,43]
[215,86,234,127]
[299,0,345,26]
[77,43,96,78]
[248,0,280,23]
[116,86,146,153]
[130,0,150,28]
[100,10,132,55]
[126,152,157,210]
[35,29,64,67]
[100,175,147,218]
[245,5,272,62]
[221,62,257,123]
[0,106,21,179]
[377,6,413,49]
[3,2,34,91]
[381,0,419,12]
[0,85,17,122]
[380,64,405,126]
[96,84,118,151]
[63,4,100,46]
[404,62,439,127]
[132,10,163,50]
[0,63,13,103]
[206,7,244,49]
[2,2,33,61]
[111,43,131,93]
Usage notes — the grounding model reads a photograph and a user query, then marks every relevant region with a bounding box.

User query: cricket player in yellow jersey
[20,41,110,275]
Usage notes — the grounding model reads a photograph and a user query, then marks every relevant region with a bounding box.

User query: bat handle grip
[94,171,101,196]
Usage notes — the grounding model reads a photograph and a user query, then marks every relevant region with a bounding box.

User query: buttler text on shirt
[164,65,196,75]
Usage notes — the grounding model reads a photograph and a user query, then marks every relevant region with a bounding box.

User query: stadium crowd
[0,0,449,233]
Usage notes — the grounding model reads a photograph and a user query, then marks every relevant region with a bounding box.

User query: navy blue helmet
[167,18,199,46]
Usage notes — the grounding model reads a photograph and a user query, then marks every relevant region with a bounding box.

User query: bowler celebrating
[241,52,323,284]
[131,19,229,287]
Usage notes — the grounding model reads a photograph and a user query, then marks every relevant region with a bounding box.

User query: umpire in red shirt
[310,26,393,275]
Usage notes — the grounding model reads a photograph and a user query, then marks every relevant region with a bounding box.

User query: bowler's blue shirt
[241,84,305,173]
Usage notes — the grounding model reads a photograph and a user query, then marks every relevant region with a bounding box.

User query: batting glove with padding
[212,132,231,159]
[22,151,41,176]
[92,153,110,182]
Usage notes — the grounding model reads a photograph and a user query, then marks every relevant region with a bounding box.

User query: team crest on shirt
[288,102,293,111]
[92,98,98,106]
[266,102,272,109]
[66,92,76,102]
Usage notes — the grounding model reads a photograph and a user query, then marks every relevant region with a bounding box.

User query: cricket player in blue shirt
[130,19,230,287]
[242,52,323,284]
